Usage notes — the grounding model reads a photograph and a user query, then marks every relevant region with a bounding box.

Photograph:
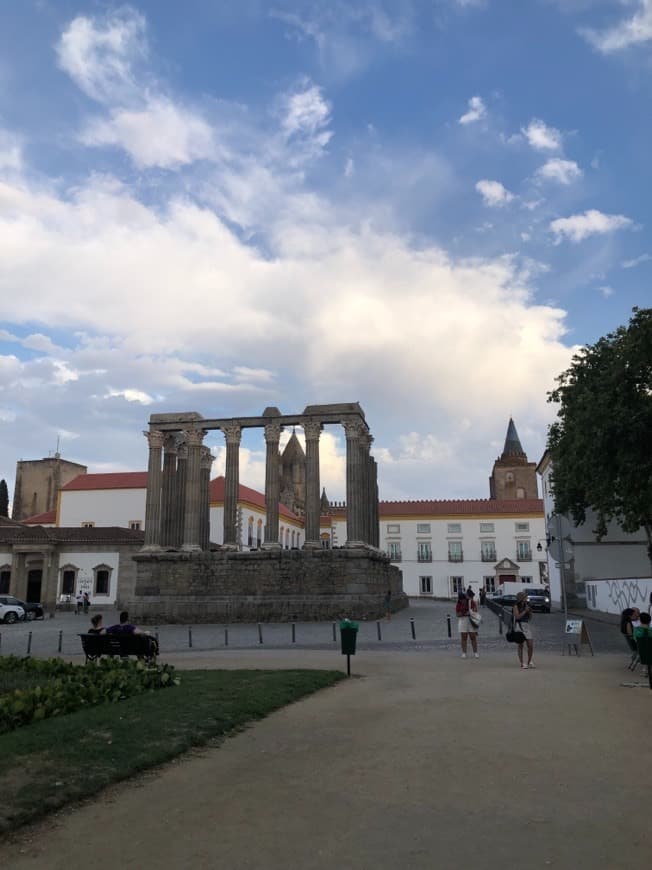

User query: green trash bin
[339,619,359,656]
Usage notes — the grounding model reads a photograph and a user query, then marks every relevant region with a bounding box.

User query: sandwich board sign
[564,619,594,656]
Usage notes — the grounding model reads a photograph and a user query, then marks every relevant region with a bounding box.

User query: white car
[0,601,25,624]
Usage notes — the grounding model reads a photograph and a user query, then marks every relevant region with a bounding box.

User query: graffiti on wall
[606,579,648,612]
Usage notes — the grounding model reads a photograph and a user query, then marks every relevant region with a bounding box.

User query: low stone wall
[129,547,407,623]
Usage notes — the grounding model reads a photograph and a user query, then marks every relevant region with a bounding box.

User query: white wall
[59,489,145,528]
[209,504,304,549]
[586,578,652,616]
[57,551,120,604]
[379,514,546,598]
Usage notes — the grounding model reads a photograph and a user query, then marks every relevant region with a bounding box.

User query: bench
[79,632,158,663]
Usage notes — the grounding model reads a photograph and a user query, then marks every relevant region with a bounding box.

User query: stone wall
[130,547,407,623]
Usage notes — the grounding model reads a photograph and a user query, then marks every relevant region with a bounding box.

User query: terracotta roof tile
[0,525,144,545]
[23,510,57,525]
[209,476,300,521]
[62,472,149,491]
[379,498,543,517]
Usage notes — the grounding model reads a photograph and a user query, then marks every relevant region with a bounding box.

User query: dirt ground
[1,648,649,870]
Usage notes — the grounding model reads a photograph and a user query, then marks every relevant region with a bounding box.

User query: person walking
[83,592,90,614]
[513,591,534,669]
[456,590,479,659]
[75,591,83,615]
[384,589,392,621]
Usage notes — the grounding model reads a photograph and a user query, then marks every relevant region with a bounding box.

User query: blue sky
[0,0,650,506]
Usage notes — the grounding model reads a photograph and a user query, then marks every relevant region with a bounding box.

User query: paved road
[0,600,626,659]
[1,647,649,870]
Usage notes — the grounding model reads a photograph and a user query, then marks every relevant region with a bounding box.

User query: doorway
[26,569,42,603]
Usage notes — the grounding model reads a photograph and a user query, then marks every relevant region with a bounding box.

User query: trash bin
[340,619,359,656]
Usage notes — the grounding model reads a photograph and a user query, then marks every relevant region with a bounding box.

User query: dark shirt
[107,623,136,634]
[87,627,104,635]
[515,602,531,622]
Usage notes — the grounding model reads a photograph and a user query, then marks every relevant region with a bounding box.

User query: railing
[417,554,432,562]
[448,554,464,562]
[516,552,532,562]
[481,553,496,562]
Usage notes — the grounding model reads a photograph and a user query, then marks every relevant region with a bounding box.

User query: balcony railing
[481,552,496,562]
[516,551,532,562]
[388,553,402,562]
[417,553,432,562]
[448,553,464,562]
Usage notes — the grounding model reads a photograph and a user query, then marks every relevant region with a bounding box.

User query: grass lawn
[0,668,344,833]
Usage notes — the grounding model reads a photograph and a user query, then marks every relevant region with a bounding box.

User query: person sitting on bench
[634,612,652,640]
[88,614,105,635]
[107,611,158,655]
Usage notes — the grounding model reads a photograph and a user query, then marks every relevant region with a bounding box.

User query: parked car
[0,599,26,624]
[524,588,551,613]
[0,595,45,620]
[490,593,518,608]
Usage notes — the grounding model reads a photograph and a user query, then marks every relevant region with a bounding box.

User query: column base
[221,543,240,551]
[345,540,367,549]
[302,540,322,550]
[181,544,202,552]
[262,542,282,550]
[140,544,163,553]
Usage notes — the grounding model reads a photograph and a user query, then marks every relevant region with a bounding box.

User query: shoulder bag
[468,605,482,629]
[505,614,525,644]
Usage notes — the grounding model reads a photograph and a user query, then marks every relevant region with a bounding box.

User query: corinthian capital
[264,421,283,444]
[303,421,322,441]
[163,433,178,453]
[200,446,214,470]
[183,428,205,447]
[143,429,165,449]
[342,419,366,441]
[222,423,242,446]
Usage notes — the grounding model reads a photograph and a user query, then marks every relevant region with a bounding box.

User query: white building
[537,451,651,612]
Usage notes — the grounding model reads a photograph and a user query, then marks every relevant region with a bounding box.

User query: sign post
[564,619,594,656]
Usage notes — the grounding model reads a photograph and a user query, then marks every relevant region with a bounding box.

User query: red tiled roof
[62,472,149,491]
[209,476,300,521]
[23,510,56,525]
[379,498,543,517]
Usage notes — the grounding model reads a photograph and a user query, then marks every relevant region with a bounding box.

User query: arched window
[60,564,79,597]
[0,564,10,594]
[257,519,263,548]
[285,529,290,549]
[93,564,112,596]
[247,517,254,548]
[516,487,525,499]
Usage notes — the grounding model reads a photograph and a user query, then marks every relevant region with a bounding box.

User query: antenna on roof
[55,434,61,459]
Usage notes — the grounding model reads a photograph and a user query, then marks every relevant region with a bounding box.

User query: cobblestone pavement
[0,599,626,659]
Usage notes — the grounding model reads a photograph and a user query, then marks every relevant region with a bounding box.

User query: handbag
[506,615,525,644]
[468,607,482,629]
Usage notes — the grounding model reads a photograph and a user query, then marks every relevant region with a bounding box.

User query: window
[321,535,331,549]
[61,566,77,596]
[129,520,142,531]
[521,576,533,584]
[447,523,461,534]
[516,540,532,561]
[387,542,402,561]
[0,568,10,595]
[94,565,111,596]
[481,541,496,562]
[417,523,431,534]
[387,524,400,534]
[450,576,464,595]
[247,517,254,548]
[419,576,432,595]
[480,523,494,534]
[515,522,530,532]
[505,472,514,483]
[81,521,95,528]
[483,575,496,593]
[257,520,263,547]
[516,487,525,499]
[417,542,432,562]
[448,541,463,562]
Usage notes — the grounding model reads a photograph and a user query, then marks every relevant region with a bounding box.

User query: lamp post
[536,524,569,623]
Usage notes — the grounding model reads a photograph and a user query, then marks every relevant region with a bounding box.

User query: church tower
[279,430,306,515]
[489,419,538,500]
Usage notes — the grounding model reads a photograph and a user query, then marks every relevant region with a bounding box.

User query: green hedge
[0,656,179,734]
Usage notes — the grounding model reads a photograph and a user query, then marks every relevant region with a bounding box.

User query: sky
[1,0,651,507]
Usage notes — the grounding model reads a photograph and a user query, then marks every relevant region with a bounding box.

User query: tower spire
[501,417,525,459]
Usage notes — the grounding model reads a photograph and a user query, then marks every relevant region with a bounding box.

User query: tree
[547,307,652,569]
[0,479,8,518]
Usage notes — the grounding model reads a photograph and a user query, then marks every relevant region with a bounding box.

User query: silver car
[0,600,26,623]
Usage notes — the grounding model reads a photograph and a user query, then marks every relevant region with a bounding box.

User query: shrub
[0,656,179,734]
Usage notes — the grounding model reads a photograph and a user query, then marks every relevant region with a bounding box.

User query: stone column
[160,434,178,548]
[344,419,366,547]
[200,446,214,550]
[41,548,59,612]
[263,421,282,548]
[174,443,188,548]
[182,428,205,551]
[303,421,322,548]
[371,457,380,547]
[359,432,373,545]
[143,429,165,550]
[222,423,241,548]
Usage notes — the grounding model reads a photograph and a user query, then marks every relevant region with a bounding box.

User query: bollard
[258,623,263,644]
[225,627,229,646]
[188,627,193,648]
[376,621,382,641]
[155,627,160,645]
[58,630,63,653]
[292,622,296,643]
[447,614,452,638]
[410,618,416,640]
[27,631,32,655]
[332,622,337,642]
[499,611,504,635]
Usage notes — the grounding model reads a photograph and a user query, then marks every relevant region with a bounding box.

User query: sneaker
[528,662,536,669]
[461,653,467,659]
[473,653,479,658]
[521,664,528,669]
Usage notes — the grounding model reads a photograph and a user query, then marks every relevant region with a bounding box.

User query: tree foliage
[0,480,8,518]
[547,307,652,565]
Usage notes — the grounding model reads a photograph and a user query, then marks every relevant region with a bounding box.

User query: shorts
[458,617,477,634]
[516,622,533,641]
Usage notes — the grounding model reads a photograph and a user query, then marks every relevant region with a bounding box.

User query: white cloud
[582,0,652,53]
[281,82,332,144]
[536,158,582,185]
[0,130,22,172]
[550,209,633,243]
[622,253,652,268]
[56,8,147,104]
[599,285,614,298]
[459,95,486,125]
[81,98,216,169]
[522,119,562,151]
[475,179,514,207]
[344,157,355,177]
[105,388,154,404]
